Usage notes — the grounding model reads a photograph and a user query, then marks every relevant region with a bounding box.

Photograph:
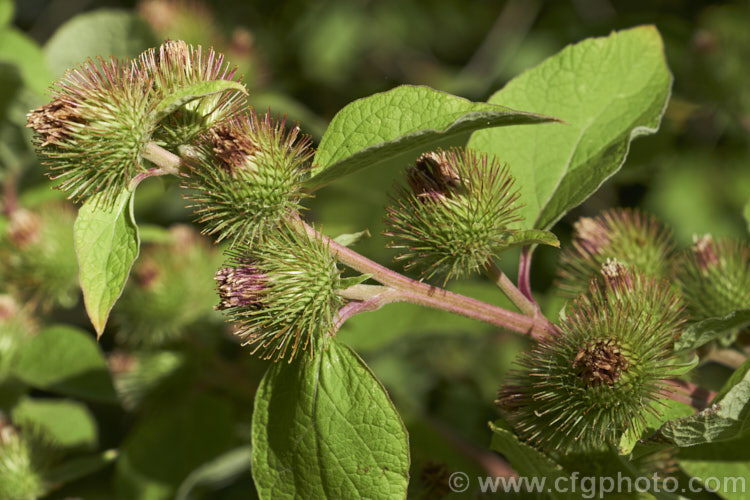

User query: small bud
[557,208,674,296]
[407,150,462,200]
[217,224,345,362]
[675,235,750,320]
[497,272,684,452]
[182,110,312,245]
[385,148,521,283]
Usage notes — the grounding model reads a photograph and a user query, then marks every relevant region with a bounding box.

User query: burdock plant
[22,27,750,500]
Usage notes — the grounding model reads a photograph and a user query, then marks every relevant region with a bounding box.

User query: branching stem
[143,142,558,339]
[301,221,558,339]
[486,261,540,317]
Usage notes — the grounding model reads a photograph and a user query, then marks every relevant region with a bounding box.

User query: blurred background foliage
[1,0,749,498]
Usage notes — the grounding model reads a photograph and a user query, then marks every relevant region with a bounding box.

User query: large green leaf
[75,189,140,338]
[306,85,557,189]
[744,200,750,234]
[488,420,571,500]
[677,434,750,500]
[11,397,98,450]
[674,309,750,352]
[12,326,117,403]
[660,360,750,446]
[469,26,672,230]
[116,394,235,500]
[44,9,157,78]
[252,339,409,499]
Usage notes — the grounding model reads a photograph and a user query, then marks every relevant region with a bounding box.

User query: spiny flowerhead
[384,148,522,283]
[0,204,78,309]
[557,208,674,297]
[113,225,224,347]
[26,40,245,205]
[183,110,313,245]
[214,224,346,362]
[139,39,246,148]
[26,56,155,203]
[675,234,750,320]
[497,261,685,453]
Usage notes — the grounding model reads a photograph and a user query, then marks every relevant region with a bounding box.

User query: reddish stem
[301,221,558,339]
[518,246,534,301]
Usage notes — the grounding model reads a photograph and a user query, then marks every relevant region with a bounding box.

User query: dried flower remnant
[215,264,266,310]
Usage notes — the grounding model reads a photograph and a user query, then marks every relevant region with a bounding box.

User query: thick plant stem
[141,142,183,176]
[486,261,540,317]
[142,142,558,339]
[301,221,558,339]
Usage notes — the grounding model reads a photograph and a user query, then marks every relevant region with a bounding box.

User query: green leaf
[153,80,248,120]
[252,339,410,499]
[469,26,672,231]
[175,446,252,500]
[337,275,373,290]
[47,449,119,487]
[676,433,750,500]
[43,9,157,78]
[715,357,750,404]
[618,400,694,455]
[306,85,558,189]
[675,310,750,352]
[116,394,235,500]
[488,420,571,500]
[663,354,700,377]
[744,200,750,235]
[502,229,560,251]
[660,362,750,446]
[0,28,54,94]
[333,229,371,247]
[75,189,140,338]
[11,397,98,449]
[12,326,117,403]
